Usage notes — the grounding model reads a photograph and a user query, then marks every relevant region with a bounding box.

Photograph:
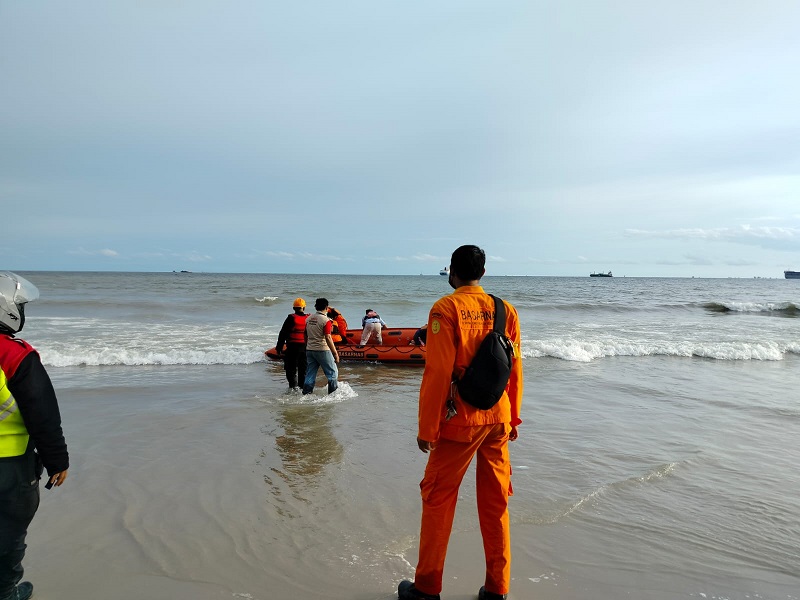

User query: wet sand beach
[26,355,800,600]
[27,364,548,600]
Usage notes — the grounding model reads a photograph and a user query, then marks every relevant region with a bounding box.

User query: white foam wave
[40,339,799,367]
[32,318,279,367]
[522,339,791,362]
[715,301,798,313]
[277,381,357,405]
[637,462,677,481]
[42,346,266,367]
[256,296,280,305]
[559,462,678,520]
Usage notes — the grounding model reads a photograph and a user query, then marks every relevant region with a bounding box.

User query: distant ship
[590,271,613,277]
[440,267,449,276]
[785,270,800,279]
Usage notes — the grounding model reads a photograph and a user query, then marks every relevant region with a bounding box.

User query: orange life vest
[288,313,308,344]
[327,308,348,343]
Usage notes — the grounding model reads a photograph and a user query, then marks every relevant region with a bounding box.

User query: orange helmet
[292,298,306,308]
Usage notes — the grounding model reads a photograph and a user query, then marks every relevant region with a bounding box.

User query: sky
[2,1,799,277]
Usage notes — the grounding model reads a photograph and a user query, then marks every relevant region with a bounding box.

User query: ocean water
[16,271,800,600]
[25,272,800,366]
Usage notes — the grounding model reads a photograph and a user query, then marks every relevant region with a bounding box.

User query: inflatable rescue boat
[265,328,426,365]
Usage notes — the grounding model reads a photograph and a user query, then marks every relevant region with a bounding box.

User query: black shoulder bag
[454,295,514,410]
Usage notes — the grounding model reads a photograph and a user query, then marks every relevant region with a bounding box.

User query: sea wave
[703,301,799,316]
[41,346,267,367]
[522,339,795,362]
[527,302,696,314]
[33,322,800,366]
[522,300,800,317]
[41,341,798,367]
[530,462,680,525]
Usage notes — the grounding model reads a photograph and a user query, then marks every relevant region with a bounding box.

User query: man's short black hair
[450,245,486,280]
[315,297,329,311]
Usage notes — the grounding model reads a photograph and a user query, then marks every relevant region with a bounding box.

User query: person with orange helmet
[275,298,309,391]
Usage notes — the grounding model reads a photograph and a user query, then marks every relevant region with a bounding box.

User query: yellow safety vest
[0,366,29,457]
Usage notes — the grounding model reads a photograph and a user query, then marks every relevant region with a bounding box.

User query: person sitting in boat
[359,309,387,346]
[409,323,427,346]
[326,306,349,345]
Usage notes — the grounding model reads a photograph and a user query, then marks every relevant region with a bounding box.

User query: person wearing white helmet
[0,272,69,600]
[274,298,309,391]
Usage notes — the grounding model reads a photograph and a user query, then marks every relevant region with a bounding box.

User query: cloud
[723,258,758,267]
[292,252,348,262]
[179,252,212,263]
[684,254,714,266]
[5,2,800,277]
[656,254,758,267]
[525,256,600,265]
[625,225,800,251]
[655,254,712,266]
[410,254,444,263]
[69,247,119,258]
[260,251,343,261]
[264,251,450,264]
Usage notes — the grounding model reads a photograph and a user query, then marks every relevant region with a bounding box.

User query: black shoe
[398,579,440,600]
[478,586,507,600]
[5,582,33,600]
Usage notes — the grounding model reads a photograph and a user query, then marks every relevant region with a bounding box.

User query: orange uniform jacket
[326,308,349,343]
[418,285,523,443]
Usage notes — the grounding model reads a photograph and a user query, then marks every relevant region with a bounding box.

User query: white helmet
[0,271,39,334]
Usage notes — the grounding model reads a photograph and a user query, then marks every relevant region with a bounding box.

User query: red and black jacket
[0,334,69,475]
[276,312,309,351]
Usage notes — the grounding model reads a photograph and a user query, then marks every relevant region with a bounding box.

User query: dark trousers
[283,343,307,388]
[0,446,41,598]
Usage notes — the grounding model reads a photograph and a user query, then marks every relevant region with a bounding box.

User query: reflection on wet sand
[272,403,344,495]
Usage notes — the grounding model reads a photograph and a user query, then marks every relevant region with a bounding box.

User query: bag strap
[450,294,507,386]
[490,294,506,334]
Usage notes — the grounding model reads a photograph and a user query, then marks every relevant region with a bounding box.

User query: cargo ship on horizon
[785,270,800,279]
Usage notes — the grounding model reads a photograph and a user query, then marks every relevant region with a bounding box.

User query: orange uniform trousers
[414,422,512,596]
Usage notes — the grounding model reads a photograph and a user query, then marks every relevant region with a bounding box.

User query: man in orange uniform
[398,245,523,600]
